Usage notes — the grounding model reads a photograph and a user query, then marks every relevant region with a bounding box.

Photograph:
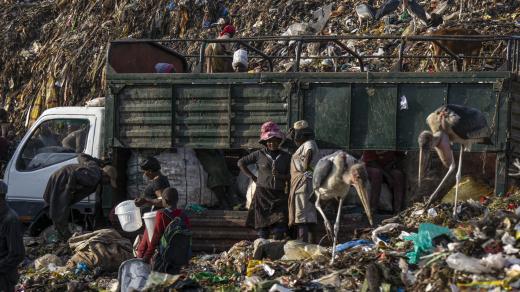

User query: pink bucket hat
[259,121,284,144]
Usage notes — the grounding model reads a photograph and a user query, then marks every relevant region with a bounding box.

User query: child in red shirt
[136,188,190,263]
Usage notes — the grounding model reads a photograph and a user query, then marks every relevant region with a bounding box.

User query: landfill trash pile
[179,189,520,290]
[16,189,520,290]
[1,0,519,131]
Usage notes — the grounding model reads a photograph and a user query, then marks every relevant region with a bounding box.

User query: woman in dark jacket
[238,121,291,240]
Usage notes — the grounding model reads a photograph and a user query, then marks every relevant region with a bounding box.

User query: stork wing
[313,158,333,190]
[407,0,428,23]
[375,0,399,20]
[446,104,491,141]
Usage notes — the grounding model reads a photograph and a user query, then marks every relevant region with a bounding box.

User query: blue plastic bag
[335,239,373,252]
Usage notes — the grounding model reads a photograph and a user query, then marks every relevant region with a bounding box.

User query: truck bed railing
[111,35,520,76]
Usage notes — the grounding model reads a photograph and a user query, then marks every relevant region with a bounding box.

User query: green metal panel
[350,84,397,150]
[107,72,511,152]
[117,85,172,148]
[232,83,287,148]
[173,83,287,148]
[305,84,351,148]
[448,83,498,151]
[397,84,447,149]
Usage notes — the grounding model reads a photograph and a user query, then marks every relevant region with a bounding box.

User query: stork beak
[354,179,373,226]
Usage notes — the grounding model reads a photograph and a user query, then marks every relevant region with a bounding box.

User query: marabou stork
[418,104,492,216]
[313,151,372,264]
[376,0,429,32]
[355,3,376,30]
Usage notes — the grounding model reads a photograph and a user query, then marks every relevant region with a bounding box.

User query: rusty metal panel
[305,84,351,148]
[117,85,172,148]
[350,84,397,150]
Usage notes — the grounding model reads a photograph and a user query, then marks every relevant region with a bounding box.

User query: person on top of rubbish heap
[0,181,25,292]
[217,17,236,52]
[42,154,117,240]
[362,150,406,214]
[238,121,291,240]
[137,187,191,274]
[288,120,319,243]
[135,157,170,210]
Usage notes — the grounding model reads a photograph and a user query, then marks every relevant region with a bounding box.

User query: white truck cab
[4,106,104,222]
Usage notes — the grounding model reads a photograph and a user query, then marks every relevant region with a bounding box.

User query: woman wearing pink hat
[238,122,291,240]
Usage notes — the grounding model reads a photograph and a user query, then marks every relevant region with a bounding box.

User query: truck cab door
[5,115,97,219]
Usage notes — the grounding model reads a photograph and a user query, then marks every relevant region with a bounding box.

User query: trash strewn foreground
[17,189,520,291]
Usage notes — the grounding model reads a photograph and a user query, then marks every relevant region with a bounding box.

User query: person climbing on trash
[238,121,291,240]
[42,154,117,240]
[136,187,191,275]
[288,120,319,243]
[0,181,25,292]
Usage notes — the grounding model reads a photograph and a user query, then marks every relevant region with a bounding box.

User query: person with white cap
[238,121,291,240]
[0,181,25,292]
[42,154,117,240]
[288,120,319,242]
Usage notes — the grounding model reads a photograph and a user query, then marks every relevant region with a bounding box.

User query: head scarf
[220,24,236,37]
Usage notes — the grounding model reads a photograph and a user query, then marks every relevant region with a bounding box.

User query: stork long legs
[315,193,333,239]
[426,151,456,206]
[453,146,464,217]
[330,197,344,265]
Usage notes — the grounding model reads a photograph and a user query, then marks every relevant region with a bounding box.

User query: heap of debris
[1,0,519,131]
[16,189,520,291]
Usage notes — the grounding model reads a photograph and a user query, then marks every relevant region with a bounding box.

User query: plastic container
[142,211,157,241]
[115,200,142,232]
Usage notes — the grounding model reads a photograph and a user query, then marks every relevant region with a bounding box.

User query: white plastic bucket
[115,200,142,232]
[142,211,157,241]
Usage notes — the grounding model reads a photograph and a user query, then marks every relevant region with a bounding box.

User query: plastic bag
[371,223,402,246]
[446,253,492,274]
[442,176,493,203]
[143,271,181,290]
[404,223,451,264]
[335,239,373,252]
[282,240,328,262]
[118,259,151,292]
[34,254,63,270]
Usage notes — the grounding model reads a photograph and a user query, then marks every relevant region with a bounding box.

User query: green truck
[5,36,519,251]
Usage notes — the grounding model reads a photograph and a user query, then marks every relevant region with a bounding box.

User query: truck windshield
[16,118,90,172]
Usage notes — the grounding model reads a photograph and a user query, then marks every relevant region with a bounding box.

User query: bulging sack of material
[232,49,248,67]
[127,149,216,208]
[442,176,493,203]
